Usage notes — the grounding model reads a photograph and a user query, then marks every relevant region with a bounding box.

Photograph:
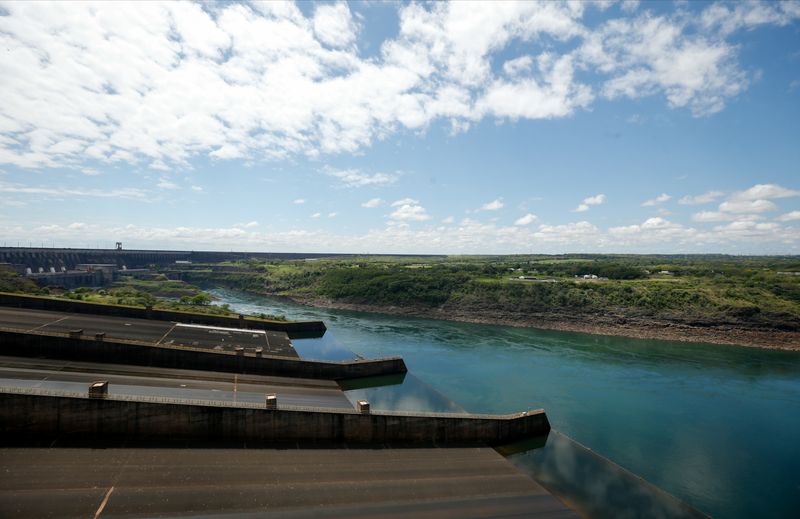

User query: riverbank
[286,293,800,351]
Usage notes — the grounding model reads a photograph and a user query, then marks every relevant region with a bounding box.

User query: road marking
[155,323,178,345]
[94,486,114,519]
[175,322,266,334]
[25,315,69,333]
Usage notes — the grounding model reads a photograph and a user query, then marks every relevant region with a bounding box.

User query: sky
[0,0,799,254]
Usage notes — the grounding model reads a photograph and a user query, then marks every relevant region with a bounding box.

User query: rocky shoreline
[284,294,800,352]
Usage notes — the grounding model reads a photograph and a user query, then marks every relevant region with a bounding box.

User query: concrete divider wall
[0,329,406,380]
[0,293,325,338]
[0,391,550,444]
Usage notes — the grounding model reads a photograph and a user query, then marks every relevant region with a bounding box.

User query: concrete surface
[0,306,297,357]
[0,389,550,444]
[0,446,578,518]
[0,293,325,337]
[0,355,353,409]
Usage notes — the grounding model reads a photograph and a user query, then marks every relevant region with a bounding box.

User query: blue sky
[0,0,799,254]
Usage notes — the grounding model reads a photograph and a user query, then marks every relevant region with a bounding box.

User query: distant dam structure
[0,246,446,273]
[0,246,353,271]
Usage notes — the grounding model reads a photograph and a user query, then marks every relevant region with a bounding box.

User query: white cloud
[514,213,538,226]
[389,199,430,222]
[442,216,455,224]
[293,198,305,204]
[4,215,799,255]
[641,193,671,206]
[583,8,752,116]
[479,198,504,211]
[313,2,358,48]
[391,197,418,207]
[701,2,800,35]
[157,177,179,190]
[609,217,687,238]
[0,181,146,200]
[234,221,259,229]
[310,212,321,219]
[0,1,791,171]
[692,211,763,223]
[573,193,605,212]
[718,199,778,214]
[190,185,204,192]
[361,197,383,208]
[777,211,800,222]
[732,183,800,201]
[325,168,398,188]
[503,56,533,76]
[328,212,337,218]
[679,191,724,205]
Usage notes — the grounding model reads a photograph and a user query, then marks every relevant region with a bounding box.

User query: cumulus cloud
[573,193,606,212]
[479,198,504,211]
[310,212,321,218]
[679,191,724,205]
[361,198,383,208]
[582,8,752,116]
[293,198,305,204]
[732,183,800,201]
[514,213,538,226]
[325,168,398,188]
[234,221,259,229]
[3,214,799,254]
[389,198,430,222]
[0,1,794,171]
[641,193,671,206]
[691,211,756,223]
[777,210,800,222]
[718,199,778,214]
[312,2,359,48]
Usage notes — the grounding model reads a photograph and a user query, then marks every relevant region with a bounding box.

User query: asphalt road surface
[0,307,297,357]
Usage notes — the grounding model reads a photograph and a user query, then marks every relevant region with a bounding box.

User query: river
[210,287,800,518]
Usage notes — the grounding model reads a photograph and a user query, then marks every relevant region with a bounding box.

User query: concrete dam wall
[0,293,326,338]
[0,328,406,381]
[0,389,551,445]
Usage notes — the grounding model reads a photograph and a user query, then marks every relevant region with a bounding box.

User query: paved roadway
[0,307,297,357]
[0,446,579,518]
[0,355,351,409]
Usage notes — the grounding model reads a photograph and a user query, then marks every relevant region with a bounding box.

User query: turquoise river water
[211,288,800,519]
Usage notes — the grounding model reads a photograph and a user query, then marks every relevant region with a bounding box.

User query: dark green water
[211,288,800,518]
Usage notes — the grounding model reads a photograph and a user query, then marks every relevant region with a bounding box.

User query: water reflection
[342,373,464,414]
[505,431,708,519]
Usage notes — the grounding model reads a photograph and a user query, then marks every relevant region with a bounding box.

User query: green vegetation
[0,266,44,294]
[0,270,287,321]
[179,254,800,331]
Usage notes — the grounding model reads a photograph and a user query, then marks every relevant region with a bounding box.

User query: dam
[0,296,584,518]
